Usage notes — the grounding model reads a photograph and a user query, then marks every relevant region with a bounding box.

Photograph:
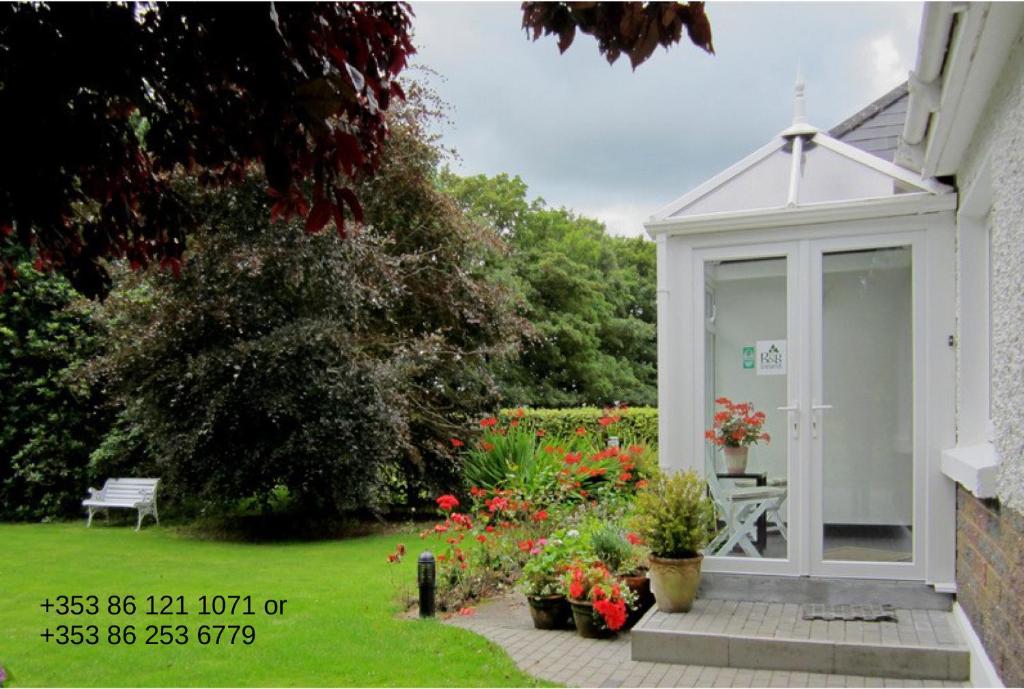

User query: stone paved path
[445,594,967,688]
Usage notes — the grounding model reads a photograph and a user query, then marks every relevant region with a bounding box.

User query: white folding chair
[705,469,788,557]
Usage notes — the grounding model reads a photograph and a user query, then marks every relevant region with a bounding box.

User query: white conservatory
[645,82,958,586]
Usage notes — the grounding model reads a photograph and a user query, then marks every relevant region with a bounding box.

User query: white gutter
[902,3,958,148]
[899,2,1024,177]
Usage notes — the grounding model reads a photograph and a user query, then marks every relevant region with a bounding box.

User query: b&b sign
[756,339,786,376]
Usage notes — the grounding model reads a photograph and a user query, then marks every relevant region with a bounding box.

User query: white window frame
[941,157,1000,498]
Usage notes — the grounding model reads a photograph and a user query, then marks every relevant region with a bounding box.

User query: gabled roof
[645,83,955,238]
[829,82,909,162]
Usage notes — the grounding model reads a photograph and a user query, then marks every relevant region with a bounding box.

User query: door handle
[776,403,799,438]
[812,403,833,411]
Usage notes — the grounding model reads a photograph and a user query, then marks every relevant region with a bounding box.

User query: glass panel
[821,247,912,562]
[704,257,789,560]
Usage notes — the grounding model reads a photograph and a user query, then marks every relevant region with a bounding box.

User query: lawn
[0,523,550,687]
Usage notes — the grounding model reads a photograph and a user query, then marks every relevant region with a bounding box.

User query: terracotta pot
[526,594,573,630]
[723,445,749,474]
[569,599,615,639]
[621,571,654,630]
[648,554,703,613]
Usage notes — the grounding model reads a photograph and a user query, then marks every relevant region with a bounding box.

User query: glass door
[698,244,800,575]
[809,236,924,579]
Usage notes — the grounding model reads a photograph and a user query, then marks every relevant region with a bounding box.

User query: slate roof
[828,82,909,162]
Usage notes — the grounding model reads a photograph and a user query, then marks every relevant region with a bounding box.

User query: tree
[0,2,415,297]
[0,250,108,519]
[90,94,522,515]
[0,2,712,299]
[522,1,714,68]
[442,172,657,407]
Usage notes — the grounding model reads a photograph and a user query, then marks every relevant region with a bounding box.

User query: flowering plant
[518,528,590,597]
[704,397,770,448]
[561,560,636,631]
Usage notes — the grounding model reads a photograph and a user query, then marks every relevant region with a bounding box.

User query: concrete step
[631,599,969,681]
[698,573,955,611]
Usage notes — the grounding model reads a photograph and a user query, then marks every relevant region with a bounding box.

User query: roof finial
[793,66,807,126]
[781,65,817,138]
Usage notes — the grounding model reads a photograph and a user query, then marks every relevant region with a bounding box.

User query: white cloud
[578,202,655,239]
[866,33,911,97]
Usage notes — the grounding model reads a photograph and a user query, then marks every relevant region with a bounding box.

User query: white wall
[955,26,1024,511]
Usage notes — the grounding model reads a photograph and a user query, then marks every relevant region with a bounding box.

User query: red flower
[536,429,546,437]
[515,407,525,418]
[626,532,643,545]
[510,418,519,427]
[476,534,487,543]
[598,416,618,427]
[619,472,633,482]
[575,426,587,436]
[518,539,534,552]
[594,598,627,631]
[450,438,464,448]
[479,416,498,428]
[436,494,460,511]
[469,486,482,497]
[635,480,648,489]
[486,496,509,513]
[485,525,495,532]
[628,445,644,455]
[564,451,582,464]
[480,441,495,452]
[397,543,406,555]
[531,510,548,522]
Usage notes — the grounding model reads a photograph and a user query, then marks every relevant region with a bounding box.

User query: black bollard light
[418,551,436,618]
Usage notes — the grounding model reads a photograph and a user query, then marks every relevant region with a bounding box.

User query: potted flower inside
[704,397,770,474]
[562,560,636,638]
[518,530,586,630]
[630,471,717,613]
[589,523,654,629]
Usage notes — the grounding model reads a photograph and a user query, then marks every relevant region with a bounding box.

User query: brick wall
[956,487,1024,686]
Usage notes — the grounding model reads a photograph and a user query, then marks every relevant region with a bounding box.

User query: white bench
[83,478,160,530]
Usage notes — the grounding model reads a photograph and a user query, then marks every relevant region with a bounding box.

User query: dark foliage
[522,1,714,68]
[0,2,414,297]
[89,94,522,516]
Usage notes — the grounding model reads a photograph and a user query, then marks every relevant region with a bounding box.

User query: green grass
[0,523,551,687]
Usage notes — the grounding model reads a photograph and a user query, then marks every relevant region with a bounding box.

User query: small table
[716,471,768,553]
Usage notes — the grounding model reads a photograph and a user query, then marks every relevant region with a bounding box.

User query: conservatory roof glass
[646,80,954,237]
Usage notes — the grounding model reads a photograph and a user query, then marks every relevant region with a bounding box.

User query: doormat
[800,603,897,622]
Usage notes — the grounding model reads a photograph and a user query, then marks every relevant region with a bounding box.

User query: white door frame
[662,212,956,583]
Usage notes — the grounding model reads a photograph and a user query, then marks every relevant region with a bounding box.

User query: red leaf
[305,198,333,234]
[337,187,364,225]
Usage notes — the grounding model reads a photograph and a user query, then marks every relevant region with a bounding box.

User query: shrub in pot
[518,529,586,630]
[589,523,654,628]
[561,560,636,638]
[629,471,717,612]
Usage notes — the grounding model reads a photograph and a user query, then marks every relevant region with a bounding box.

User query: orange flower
[575,426,587,436]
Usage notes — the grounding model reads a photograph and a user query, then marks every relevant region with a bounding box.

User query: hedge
[498,407,658,446]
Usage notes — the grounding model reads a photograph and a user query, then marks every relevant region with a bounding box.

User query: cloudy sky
[409,1,922,236]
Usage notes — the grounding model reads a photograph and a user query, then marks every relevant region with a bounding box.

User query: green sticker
[742,346,755,369]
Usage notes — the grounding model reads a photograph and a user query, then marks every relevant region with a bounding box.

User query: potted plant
[518,529,585,630]
[562,560,636,638]
[630,471,717,613]
[589,523,654,628]
[704,397,770,474]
